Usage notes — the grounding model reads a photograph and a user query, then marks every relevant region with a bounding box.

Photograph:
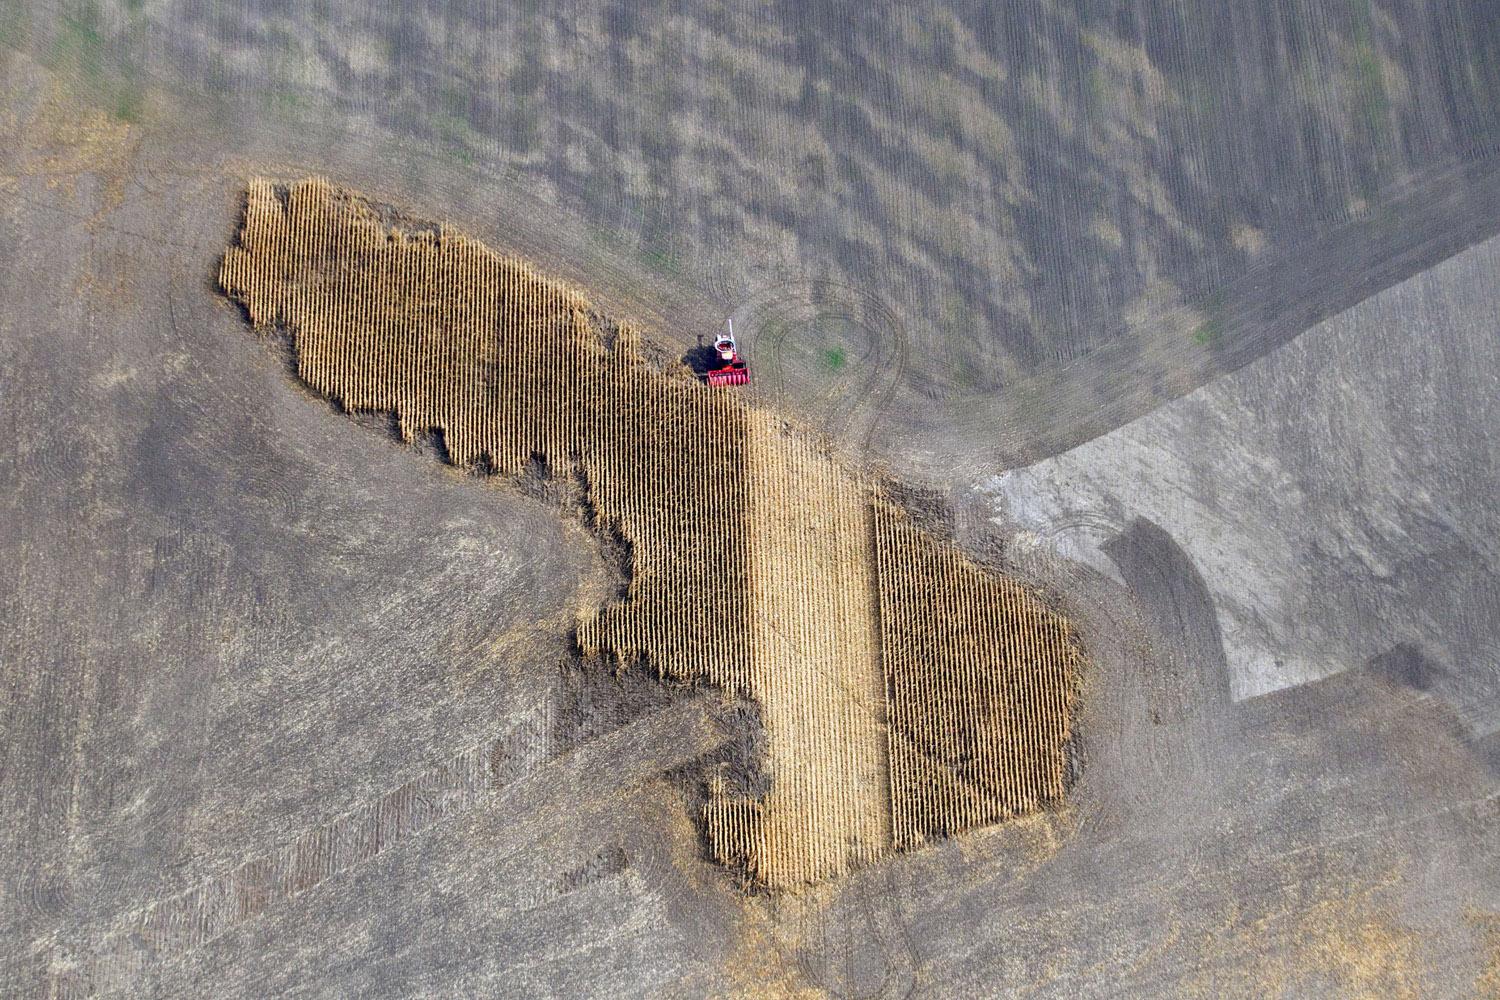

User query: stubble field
[3,0,1500,997]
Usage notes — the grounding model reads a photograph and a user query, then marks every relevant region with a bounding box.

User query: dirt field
[3,0,1500,996]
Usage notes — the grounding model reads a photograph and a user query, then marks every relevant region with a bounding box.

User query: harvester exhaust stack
[703,318,749,386]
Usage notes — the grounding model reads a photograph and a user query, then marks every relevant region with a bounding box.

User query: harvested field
[219,177,1083,888]
[6,0,1500,991]
[713,414,889,885]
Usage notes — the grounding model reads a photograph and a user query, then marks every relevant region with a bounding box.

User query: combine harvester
[702,320,749,386]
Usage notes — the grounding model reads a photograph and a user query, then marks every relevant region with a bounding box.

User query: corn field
[221,178,1084,888]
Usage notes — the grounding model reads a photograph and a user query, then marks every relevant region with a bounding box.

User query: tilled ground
[3,4,1500,996]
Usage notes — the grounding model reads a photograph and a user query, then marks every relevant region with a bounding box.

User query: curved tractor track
[731,279,909,461]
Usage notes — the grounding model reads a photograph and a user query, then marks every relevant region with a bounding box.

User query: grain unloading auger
[702,319,749,387]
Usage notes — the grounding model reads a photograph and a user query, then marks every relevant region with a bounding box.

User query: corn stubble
[220,178,1084,888]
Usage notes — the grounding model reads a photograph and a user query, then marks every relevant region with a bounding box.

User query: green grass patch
[1193,319,1224,346]
[112,85,144,123]
[952,357,985,391]
[40,3,151,124]
[50,5,104,79]
[0,10,28,52]
[643,245,680,276]
[818,346,847,372]
[1352,44,1390,132]
[264,89,310,113]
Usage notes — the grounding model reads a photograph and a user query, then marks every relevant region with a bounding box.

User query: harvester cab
[703,320,749,387]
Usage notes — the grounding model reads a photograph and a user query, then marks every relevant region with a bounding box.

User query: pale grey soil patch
[985,231,1500,720]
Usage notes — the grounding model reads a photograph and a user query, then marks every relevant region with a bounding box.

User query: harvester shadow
[681,342,725,377]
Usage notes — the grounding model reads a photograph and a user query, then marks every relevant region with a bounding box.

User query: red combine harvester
[702,320,749,386]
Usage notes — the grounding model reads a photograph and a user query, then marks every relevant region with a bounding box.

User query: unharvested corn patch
[874,500,1081,849]
[220,178,1084,888]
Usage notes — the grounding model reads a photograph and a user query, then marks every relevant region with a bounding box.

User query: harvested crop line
[220,178,1084,888]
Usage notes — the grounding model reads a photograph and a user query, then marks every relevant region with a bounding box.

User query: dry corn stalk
[221,178,1084,888]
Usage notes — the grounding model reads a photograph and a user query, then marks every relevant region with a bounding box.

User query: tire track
[732,278,908,459]
[46,706,555,999]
